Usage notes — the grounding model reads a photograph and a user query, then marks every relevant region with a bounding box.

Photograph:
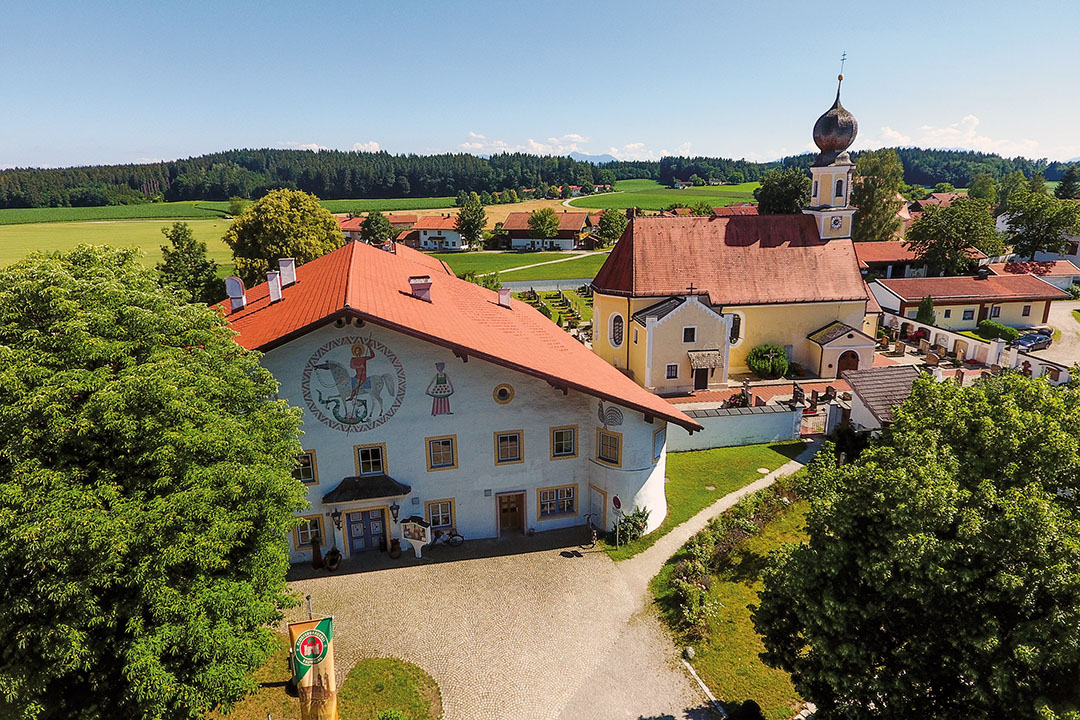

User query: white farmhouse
[220,242,699,563]
[415,214,472,251]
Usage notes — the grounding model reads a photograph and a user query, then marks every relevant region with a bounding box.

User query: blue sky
[3,0,1079,168]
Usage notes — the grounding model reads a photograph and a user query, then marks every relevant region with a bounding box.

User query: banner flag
[288,616,338,720]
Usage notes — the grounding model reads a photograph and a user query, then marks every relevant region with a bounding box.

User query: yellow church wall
[644,301,729,393]
[725,300,867,374]
[592,293,662,377]
[821,214,852,239]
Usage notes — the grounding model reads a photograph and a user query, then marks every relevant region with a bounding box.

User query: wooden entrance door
[837,350,860,375]
[498,493,524,535]
[694,368,709,390]
[347,509,385,553]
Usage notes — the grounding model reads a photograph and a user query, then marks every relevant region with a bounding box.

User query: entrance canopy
[687,349,725,369]
[323,475,412,505]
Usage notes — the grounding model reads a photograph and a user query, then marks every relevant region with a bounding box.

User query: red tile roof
[413,215,458,230]
[337,216,365,232]
[874,274,1068,304]
[855,241,986,268]
[386,214,418,226]
[502,211,590,232]
[864,281,883,313]
[712,204,759,217]
[218,243,700,430]
[987,260,1080,277]
[592,215,869,306]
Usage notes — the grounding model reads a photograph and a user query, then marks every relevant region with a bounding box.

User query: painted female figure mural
[426,362,454,416]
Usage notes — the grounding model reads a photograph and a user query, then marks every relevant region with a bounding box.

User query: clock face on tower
[830,215,843,229]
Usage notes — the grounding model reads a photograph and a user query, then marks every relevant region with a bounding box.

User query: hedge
[745,344,789,379]
[977,319,1020,342]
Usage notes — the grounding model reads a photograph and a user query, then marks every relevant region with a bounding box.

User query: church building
[591,77,878,390]
[220,242,699,563]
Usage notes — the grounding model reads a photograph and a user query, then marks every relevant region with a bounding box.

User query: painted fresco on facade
[425,361,455,416]
[301,335,407,432]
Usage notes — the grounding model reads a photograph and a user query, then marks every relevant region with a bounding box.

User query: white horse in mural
[313,360,396,423]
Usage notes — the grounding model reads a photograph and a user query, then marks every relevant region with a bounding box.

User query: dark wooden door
[837,350,860,374]
[499,493,524,535]
[694,368,709,390]
[978,305,989,322]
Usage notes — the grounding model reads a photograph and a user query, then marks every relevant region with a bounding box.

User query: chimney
[267,270,283,303]
[278,258,297,287]
[409,275,432,301]
[497,287,511,308]
[976,267,989,280]
[224,276,247,312]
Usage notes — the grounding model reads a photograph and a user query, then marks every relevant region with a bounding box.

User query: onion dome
[812,74,858,166]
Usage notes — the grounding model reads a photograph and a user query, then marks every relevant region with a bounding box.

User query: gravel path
[1039,300,1080,366]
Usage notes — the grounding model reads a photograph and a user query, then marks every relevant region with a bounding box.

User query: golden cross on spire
[840,51,847,75]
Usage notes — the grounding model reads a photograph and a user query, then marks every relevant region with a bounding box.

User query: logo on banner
[295,628,330,666]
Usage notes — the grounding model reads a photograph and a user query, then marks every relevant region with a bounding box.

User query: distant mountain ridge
[569,151,618,164]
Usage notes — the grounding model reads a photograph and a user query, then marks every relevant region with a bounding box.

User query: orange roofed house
[503,210,596,250]
[218,242,698,562]
[590,76,880,391]
[414,214,473,251]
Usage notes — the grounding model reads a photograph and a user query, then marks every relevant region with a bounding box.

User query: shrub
[977,319,1020,342]
[377,711,411,720]
[746,344,789,379]
[610,506,650,544]
[1066,284,1080,300]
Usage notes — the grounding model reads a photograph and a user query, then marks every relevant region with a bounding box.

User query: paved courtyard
[286,451,812,720]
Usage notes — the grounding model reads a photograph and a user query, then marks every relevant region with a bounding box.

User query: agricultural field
[499,253,609,281]
[568,179,759,211]
[0,218,232,268]
[431,251,570,276]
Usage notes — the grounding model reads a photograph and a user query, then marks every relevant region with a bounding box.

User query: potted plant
[310,534,324,570]
[324,544,341,572]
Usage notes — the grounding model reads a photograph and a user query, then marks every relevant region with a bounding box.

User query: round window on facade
[493,383,515,404]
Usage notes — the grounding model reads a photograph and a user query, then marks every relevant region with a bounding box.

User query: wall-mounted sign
[301,335,407,433]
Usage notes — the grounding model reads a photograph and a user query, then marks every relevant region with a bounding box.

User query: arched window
[729,313,741,344]
[812,180,818,199]
[835,179,844,198]
[610,314,624,347]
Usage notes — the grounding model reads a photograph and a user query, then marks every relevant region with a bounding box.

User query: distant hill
[569,151,618,164]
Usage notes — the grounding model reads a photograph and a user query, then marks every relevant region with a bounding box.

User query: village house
[415,214,472,251]
[219,242,698,563]
[590,76,879,389]
[672,180,693,189]
[337,215,364,242]
[987,259,1080,290]
[386,213,418,229]
[842,365,922,433]
[712,203,758,217]
[870,271,1068,329]
[503,211,596,250]
[995,212,1080,267]
[855,240,988,279]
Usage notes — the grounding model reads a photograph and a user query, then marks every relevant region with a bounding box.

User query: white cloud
[606,141,692,161]
[853,115,1060,158]
[352,140,380,153]
[278,141,331,152]
[458,132,590,156]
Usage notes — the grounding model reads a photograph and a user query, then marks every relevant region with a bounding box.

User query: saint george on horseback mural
[300,335,407,433]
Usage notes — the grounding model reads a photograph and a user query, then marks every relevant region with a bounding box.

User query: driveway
[1030,300,1080,366]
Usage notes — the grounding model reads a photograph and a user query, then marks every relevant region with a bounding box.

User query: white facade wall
[665,407,800,451]
[510,236,575,251]
[848,397,881,432]
[419,228,469,251]
[262,321,671,562]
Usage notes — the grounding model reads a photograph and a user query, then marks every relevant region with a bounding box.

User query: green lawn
[569,179,759,211]
[433,251,570,276]
[0,197,455,225]
[651,500,809,720]
[1073,309,1080,325]
[500,253,609,281]
[210,635,441,720]
[0,218,233,268]
[604,442,805,562]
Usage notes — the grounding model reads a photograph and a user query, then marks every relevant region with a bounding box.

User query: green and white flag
[289,616,338,720]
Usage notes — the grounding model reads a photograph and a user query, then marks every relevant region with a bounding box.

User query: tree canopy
[967,173,998,205]
[905,197,1002,275]
[1005,188,1080,259]
[1055,165,1080,200]
[222,188,343,287]
[360,210,393,245]
[754,167,811,214]
[156,221,222,305]
[851,149,904,243]
[0,246,308,719]
[528,207,561,238]
[454,192,486,247]
[597,208,628,246]
[754,374,1080,720]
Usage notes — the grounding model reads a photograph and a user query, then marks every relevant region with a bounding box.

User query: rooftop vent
[497,287,512,308]
[224,276,247,312]
[267,270,283,303]
[279,258,297,287]
[409,275,432,301]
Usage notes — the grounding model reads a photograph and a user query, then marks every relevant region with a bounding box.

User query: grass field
[432,251,569,276]
[569,179,759,211]
[0,197,455,225]
[0,218,233,268]
[500,253,609,281]
[651,500,809,720]
[603,442,804,561]
[211,635,441,720]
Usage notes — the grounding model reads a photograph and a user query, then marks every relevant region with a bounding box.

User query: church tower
[803,74,858,240]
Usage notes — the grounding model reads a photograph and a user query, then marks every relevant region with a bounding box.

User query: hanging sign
[288,616,338,720]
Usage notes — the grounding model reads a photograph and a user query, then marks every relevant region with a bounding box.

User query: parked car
[1013,333,1053,351]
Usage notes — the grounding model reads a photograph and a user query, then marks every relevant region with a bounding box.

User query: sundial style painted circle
[300,335,407,433]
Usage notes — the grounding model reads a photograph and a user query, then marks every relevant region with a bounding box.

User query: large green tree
[753,167,811,214]
[156,221,222,305]
[597,208,628,246]
[967,173,998,205]
[851,149,904,243]
[222,188,342,287]
[1055,165,1080,200]
[996,169,1029,216]
[754,374,1080,720]
[528,207,561,238]
[905,197,1002,275]
[0,246,307,719]
[360,210,393,245]
[454,192,487,247]
[1005,188,1080,259]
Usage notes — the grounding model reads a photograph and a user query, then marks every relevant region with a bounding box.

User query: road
[1030,300,1080,366]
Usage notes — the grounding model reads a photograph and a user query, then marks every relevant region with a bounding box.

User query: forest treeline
[1,146,1074,209]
